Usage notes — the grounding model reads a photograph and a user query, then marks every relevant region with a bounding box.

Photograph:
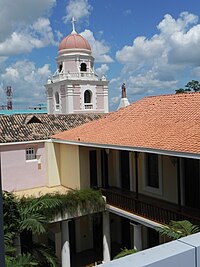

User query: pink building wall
[1,142,47,192]
[96,85,105,110]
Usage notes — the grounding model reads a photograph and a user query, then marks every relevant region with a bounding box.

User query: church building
[45,18,109,114]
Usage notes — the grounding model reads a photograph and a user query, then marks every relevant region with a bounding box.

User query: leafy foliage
[175,80,200,94]
[156,220,199,240]
[6,253,38,267]
[3,188,105,266]
[113,247,137,260]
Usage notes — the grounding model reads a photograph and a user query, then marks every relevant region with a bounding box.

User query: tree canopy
[175,80,200,94]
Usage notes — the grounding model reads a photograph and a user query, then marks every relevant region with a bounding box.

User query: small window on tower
[80,63,87,72]
[59,63,63,73]
[26,147,36,160]
[84,90,93,109]
[55,92,60,110]
[84,90,92,103]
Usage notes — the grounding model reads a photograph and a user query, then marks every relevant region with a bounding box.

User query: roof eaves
[51,138,200,159]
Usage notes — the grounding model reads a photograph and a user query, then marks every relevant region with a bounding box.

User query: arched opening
[55,91,60,110]
[80,63,87,72]
[84,90,92,103]
[59,63,63,73]
[84,90,93,109]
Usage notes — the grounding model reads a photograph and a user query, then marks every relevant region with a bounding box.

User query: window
[59,63,63,73]
[84,90,92,103]
[147,153,159,188]
[84,90,93,109]
[26,147,36,160]
[143,153,162,194]
[80,63,87,72]
[55,92,60,110]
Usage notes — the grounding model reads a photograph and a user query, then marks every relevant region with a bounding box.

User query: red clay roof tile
[52,93,200,154]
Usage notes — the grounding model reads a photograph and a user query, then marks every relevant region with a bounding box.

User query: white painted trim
[106,204,163,229]
[0,139,47,146]
[51,138,200,159]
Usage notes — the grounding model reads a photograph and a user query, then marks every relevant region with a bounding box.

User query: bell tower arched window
[80,63,87,72]
[55,91,60,110]
[84,90,93,109]
[59,63,63,73]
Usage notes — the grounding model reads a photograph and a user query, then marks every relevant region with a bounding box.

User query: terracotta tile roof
[52,93,200,154]
[0,113,102,143]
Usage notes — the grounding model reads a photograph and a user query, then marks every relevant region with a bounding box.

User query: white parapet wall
[99,232,200,267]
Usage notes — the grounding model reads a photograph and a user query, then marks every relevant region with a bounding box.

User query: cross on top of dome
[71,17,77,34]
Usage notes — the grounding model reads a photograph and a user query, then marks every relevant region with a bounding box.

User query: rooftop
[0,113,102,143]
[52,93,200,155]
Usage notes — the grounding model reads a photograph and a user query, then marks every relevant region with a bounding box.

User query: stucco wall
[138,153,178,203]
[46,141,61,187]
[1,142,46,192]
[60,144,80,189]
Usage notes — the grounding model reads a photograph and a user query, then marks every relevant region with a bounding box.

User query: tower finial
[71,17,77,34]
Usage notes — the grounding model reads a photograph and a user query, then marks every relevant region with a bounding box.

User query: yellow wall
[108,150,120,187]
[79,147,103,189]
[162,155,177,203]
[46,142,61,187]
[137,153,178,203]
[60,144,80,189]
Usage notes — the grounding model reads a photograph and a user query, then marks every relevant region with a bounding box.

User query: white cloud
[0,0,56,57]
[115,12,200,97]
[96,64,109,78]
[0,0,56,42]
[80,29,113,62]
[0,60,51,107]
[63,0,92,23]
[116,35,164,66]
[0,18,55,56]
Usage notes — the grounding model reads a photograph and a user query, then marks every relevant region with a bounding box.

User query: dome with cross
[58,17,91,53]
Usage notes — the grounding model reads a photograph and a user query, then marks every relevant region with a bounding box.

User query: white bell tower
[45,18,109,114]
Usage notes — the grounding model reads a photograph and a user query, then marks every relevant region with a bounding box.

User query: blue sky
[1,0,200,110]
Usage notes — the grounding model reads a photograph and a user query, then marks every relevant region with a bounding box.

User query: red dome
[58,34,91,51]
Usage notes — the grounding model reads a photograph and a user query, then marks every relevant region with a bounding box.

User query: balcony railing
[101,188,200,226]
[49,71,99,83]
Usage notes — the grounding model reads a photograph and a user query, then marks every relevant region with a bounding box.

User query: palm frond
[19,214,47,234]
[32,242,58,267]
[156,220,200,240]
[6,253,38,267]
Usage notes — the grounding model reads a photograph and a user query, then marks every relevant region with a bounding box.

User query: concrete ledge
[98,233,200,267]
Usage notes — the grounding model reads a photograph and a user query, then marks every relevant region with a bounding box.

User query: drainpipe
[0,153,5,267]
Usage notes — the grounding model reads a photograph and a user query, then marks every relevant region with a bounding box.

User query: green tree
[175,80,200,94]
[185,80,200,92]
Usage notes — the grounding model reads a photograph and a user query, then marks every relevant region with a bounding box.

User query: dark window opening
[80,63,87,71]
[120,150,130,190]
[184,158,200,209]
[84,90,92,103]
[59,64,63,73]
[147,153,159,188]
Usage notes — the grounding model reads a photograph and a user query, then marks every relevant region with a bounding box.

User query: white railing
[50,71,99,82]
[84,104,93,110]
